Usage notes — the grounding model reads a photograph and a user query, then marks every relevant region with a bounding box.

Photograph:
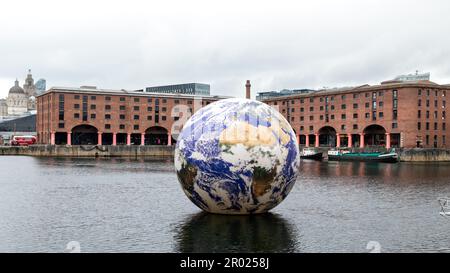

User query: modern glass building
[393,72,430,82]
[144,83,210,96]
[256,89,315,101]
[35,79,46,95]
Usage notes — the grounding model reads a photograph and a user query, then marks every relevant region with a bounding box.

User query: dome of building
[9,79,25,94]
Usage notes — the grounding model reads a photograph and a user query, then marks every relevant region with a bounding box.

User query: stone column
[360,133,365,148]
[336,134,341,148]
[167,133,172,146]
[141,133,145,146]
[127,133,131,146]
[386,133,391,150]
[67,132,71,146]
[305,135,310,147]
[98,132,102,146]
[112,133,117,146]
[347,134,352,148]
[315,134,319,148]
[50,132,55,145]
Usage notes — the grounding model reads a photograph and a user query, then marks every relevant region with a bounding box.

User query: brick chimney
[245,80,251,99]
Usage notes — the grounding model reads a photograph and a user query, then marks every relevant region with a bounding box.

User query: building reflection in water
[33,156,173,173]
[174,212,299,253]
[300,159,450,188]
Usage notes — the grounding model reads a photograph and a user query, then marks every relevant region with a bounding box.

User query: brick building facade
[262,81,450,149]
[37,79,450,149]
[36,87,228,146]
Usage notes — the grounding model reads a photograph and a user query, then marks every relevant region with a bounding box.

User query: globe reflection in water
[174,98,300,214]
[175,212,298,253]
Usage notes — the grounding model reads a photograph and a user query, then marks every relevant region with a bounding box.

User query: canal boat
[327,149,399,163]
[300,148,323,161]
[438,198,450,217]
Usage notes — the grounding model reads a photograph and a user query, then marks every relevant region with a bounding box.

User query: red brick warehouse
[36,86,228,146]
[261,78,450,149]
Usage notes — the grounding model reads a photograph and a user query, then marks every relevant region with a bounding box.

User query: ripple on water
[0,157,449,252]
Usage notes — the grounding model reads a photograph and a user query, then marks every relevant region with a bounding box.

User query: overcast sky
[1,0,450,98]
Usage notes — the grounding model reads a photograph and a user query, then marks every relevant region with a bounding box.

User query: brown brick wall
[36,89,220,144]
[36,83,450,149]
[263,83,450,148]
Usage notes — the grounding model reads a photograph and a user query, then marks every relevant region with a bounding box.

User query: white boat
[300,148,323,161]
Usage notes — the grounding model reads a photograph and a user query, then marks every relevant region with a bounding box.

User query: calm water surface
[0,156,449,253]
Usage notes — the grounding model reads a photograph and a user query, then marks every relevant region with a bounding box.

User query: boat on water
[327,149,399,163]
[300,148,323,161]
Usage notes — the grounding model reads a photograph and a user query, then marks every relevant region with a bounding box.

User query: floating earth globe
[174,98,300,215]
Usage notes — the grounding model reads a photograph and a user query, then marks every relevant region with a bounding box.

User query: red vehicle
[10,135,37,146]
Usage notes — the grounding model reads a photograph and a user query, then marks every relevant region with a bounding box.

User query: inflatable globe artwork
[174,98,300,215]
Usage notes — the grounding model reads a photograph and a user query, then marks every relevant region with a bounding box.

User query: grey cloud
[1,0,450,98]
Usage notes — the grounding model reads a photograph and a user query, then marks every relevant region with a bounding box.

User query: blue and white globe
[174,98,300,214]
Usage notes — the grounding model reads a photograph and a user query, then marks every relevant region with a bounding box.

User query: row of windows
[278,91,392,105]
[73,104,172,112]
[422,135,446,146]
[72,112,179,122]
[72,94,203,105]
[285,101,386,113]
[103,124,181,131]
[61,123,143,130]
[74,95,98,100]
[289,110,396,122]
[417,122,446,131]
[417,110,446,119]
[58,123,171,130]
[273,89,448,108]
[105,124,140,130]
[298,123,399,132]
[418,89,447,97]
[105,124,181,131]
[418,99,447,107]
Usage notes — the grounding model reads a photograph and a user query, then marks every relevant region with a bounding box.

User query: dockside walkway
[1,145,450,161]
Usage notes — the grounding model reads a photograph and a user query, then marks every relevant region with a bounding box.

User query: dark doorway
[352,134,360,147]
[308,135,315,146]
[340,135,348,147]
[131,133,141,145]
[299,135,306,145]
[116,133,127,145]
[391,133,401,148]
[318,126,337,147]
[55,132,67,145]
[363,125,386,146]
[145,126,168,145]
[72,125,98,145]
[102,133,113,145]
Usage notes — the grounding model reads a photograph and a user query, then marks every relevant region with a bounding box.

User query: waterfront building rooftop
[142,83,211,96]
[38,86,229,100]
[257,73,439,102]
[256,88,316,101]
[260,78,445,102]
[260,76,450,150]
